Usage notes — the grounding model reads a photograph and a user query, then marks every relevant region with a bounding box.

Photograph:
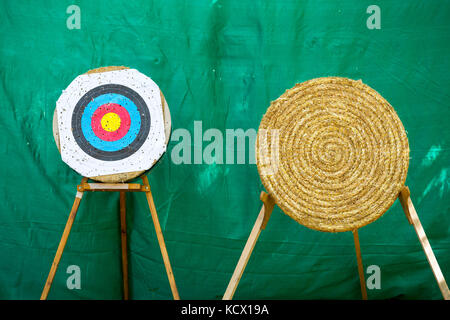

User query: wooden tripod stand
[40,175,180,300]
[223,186,450,300]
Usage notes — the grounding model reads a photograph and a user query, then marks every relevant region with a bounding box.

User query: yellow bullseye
[101,112,121,132]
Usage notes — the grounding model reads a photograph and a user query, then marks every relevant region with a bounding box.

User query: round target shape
[72,84,150,161]
[256,77,409,232]
[55,68,168,178]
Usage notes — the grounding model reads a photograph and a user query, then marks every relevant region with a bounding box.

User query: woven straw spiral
[256,77,409,232]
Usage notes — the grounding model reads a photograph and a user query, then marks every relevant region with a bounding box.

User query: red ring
[91,103,131,141]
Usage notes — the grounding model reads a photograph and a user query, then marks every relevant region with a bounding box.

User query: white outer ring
[56,69,166,177]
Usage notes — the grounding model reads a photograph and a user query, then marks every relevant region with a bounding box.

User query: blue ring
[80,93,141,152]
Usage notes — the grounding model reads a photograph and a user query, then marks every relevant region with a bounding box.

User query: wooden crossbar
[78,183,147,192]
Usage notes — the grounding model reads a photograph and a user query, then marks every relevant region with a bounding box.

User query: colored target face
[72,84,151,161]
[55,68,167,178]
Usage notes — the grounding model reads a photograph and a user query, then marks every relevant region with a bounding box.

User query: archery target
[56,68,167,178]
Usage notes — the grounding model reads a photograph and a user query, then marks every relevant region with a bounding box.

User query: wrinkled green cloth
[0,0,448,299]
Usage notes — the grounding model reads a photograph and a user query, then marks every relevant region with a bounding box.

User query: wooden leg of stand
[352,229,368,300]
[120,192,129,300]
[223,192,275,300]
[141,176,180,300]
[40,178,87,300]
[399,187,450,300]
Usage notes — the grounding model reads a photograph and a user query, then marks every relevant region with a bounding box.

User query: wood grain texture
[142,175,180,300]
[120,192,129,300]
[223,192,275,300]
[398,187,450,300]
[352,229,368,300]
[40,177,87,300]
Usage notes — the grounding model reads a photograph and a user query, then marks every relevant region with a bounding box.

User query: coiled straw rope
[256,77,409,232]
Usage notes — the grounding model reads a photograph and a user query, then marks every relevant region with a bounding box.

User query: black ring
[71,84,151,161]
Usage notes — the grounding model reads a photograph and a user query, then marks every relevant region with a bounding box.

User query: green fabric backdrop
[0,0,448,299]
